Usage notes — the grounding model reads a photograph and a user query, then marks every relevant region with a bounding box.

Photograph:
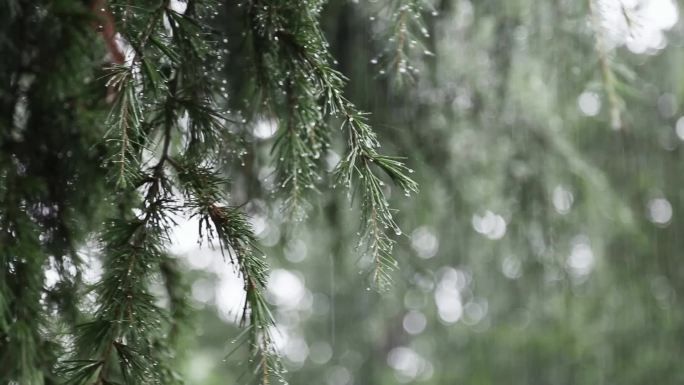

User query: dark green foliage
[0,1,111,383]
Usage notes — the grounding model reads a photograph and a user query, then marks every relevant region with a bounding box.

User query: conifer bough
[0,0,417,384]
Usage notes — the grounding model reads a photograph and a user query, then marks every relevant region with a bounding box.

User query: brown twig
[91,0,125,65]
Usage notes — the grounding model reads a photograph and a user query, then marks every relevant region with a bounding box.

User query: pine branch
[174,160,285,384]
[334,114,417,289]
[84,2,285,382]
[64,5,183,381]
[247,0,418,287]
[102,0,172,187]
[247,0,331,218]
[65,175,173,385]
[104,67,144,187]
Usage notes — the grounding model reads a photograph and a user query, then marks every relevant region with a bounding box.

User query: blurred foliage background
[163,0,684,384]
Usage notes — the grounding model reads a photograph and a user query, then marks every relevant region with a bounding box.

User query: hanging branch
[174,160,285,384]
[62,89,178,383]
[162,6,285,380]
[105,68,144,187]
[247,0,418,289]
[334,112,418,289]
[247,0,330,219]
[101,0,172,187]
[62,3,185,384]
[64,1,284,383]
